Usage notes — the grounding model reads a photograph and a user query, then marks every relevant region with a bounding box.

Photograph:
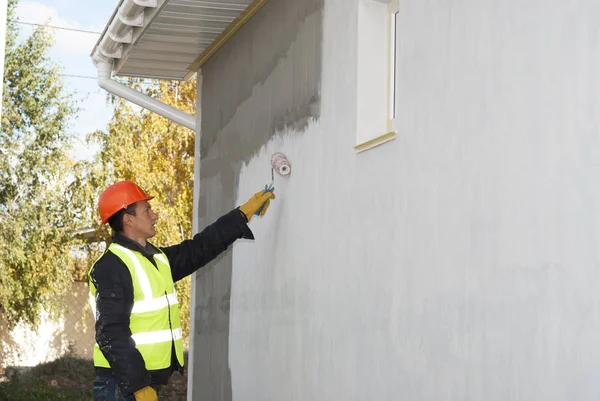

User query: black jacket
[89,208,254,396]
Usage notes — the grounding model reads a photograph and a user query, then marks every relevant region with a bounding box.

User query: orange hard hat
[98,180,154,224]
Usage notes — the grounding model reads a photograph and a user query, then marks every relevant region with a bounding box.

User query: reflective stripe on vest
[88,243,185,371]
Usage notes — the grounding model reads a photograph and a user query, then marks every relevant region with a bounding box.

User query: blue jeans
[94,376,162,401]
[92,376,136,401]
[93,375,163,400]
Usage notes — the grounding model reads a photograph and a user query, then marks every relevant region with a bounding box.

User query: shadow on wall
[0,282,95,368]
[192,0,324,400]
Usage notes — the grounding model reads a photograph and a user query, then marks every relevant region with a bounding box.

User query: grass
[0,348,188,401]
[0,353,93,401]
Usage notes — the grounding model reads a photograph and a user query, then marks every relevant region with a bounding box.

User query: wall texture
[195,0,600,400]
[191,0,323,399]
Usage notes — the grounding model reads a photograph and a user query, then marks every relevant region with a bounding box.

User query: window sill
[354,131,397,153]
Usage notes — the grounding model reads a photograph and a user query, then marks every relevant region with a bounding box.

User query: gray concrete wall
[195,0,600,400]
[191,0,323,399]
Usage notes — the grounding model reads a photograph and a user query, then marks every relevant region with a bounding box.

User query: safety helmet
[98,180,154,224]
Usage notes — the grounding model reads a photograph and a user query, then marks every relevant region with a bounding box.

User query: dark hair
[107,203,138,233]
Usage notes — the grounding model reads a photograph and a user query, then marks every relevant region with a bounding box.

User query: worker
[89,180,275,401]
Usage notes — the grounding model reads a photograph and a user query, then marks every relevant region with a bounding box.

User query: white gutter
[98,61,196,131]
[92,0,196,131]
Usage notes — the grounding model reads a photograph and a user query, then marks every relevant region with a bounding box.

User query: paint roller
[255,152,291,216]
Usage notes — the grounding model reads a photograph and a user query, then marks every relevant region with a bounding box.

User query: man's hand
[239,188,276,221]
[134,386,158,401]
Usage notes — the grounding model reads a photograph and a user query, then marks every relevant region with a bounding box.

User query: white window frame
[389,3,399,127]
[354,0,400,153]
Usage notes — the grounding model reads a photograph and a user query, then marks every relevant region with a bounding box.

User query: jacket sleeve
[161,208,254,283]
[90,252,151,396]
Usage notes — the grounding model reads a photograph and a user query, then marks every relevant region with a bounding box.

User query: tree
[0,0,80,328]
[73,77,197,339]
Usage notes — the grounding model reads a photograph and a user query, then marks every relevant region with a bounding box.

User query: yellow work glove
[134,386,158,401]
[239,188,276,221]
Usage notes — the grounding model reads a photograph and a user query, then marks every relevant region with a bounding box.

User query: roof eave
[91,0,271,81]
[90,0,170,77]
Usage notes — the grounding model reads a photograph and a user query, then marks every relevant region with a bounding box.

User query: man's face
[128,200,159,239]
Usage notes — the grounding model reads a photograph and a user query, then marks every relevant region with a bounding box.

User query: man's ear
[123,213,133,227]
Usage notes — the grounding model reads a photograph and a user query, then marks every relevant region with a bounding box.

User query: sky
[14,0,120,161]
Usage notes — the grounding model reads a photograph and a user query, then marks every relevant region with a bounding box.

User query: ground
[0,352,188,401]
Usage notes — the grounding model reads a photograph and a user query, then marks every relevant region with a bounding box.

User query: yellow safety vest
[89,243,185,371]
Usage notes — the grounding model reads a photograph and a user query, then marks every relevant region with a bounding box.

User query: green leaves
[0,0,197,339]
[0,0,79,329]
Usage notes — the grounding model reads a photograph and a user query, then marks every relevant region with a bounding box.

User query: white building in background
[92,0,600,400]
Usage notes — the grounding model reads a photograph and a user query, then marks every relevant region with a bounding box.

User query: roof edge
[90,0,169,76]
[186,0,270,72]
